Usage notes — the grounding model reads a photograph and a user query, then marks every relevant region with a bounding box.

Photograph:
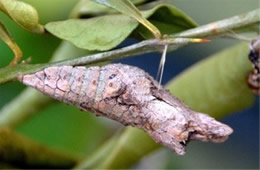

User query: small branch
[0,9,259,84]
[175,8,260,38]
[25,8,260,67]
[52,38,194,66]
[0,38,204,84]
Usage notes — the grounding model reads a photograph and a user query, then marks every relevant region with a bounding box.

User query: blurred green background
[0,0,259,169]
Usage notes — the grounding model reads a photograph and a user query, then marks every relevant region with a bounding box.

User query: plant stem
[0,9,259,85]
[52,38,194,66]
[48,6,260,67]
[175,8,260,38]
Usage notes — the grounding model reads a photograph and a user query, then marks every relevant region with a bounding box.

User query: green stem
[0,9,259,85]
[175,8,260,38]
[0,38,205,84]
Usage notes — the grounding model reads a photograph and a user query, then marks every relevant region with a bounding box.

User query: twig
[175,8,260,38]
[0,9,259,84]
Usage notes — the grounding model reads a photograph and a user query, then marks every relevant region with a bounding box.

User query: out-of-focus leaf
[74,131,120,169]
[0,0,44,33]
[46,4,196,51]
[0,88,52,127]
[98,128,158,169]
[88,42,254,169]
[92,0,161,38]
[16,103,109,159]
[70,0,115,18]
[70,0,148,18]
[0,127,78,168]
[0,21,22,66]
[168,42,254,118]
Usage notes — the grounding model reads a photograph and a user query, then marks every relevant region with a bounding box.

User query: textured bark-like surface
[18,64,233,155]
[248,38,260,95]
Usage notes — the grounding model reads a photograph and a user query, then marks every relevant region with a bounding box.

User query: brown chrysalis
[248,38,260,95]
[17,64,233,155]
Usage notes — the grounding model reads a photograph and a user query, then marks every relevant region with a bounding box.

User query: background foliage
[0,0,259,169]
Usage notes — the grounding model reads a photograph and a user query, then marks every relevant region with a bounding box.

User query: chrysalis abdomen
[18,64,233,155]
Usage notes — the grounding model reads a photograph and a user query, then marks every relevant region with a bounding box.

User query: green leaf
[0,0,44,33]
[46,4,197,51]
[70,0,115,18]
[91,0,161,38]
[138,5,198,39]
[74,131,120,169]
[87,43,254,169]
[46,15,139,51]
[70,0,148,18]
[0,21,22,66]
[167,42,254,118]
[0,127,78,168]
[97,128,158,169]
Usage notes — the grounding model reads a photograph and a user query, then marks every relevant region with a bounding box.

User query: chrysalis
[248,38,260,95]
[17,64,233,155]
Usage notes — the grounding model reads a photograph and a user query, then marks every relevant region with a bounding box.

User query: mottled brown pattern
[248,38,260,95]
[18,64,233,155]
